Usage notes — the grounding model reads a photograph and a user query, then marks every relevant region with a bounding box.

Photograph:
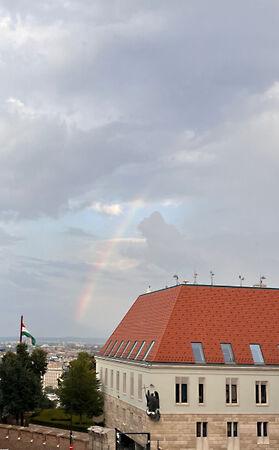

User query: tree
[0,343,47,425]
[57,352,103,423]
[30,348,48,378]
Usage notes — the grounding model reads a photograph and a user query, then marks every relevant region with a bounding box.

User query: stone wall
[0,424,89,450]
[104,393,279,450]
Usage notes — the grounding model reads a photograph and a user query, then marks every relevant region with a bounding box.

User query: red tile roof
[100,285,279,365]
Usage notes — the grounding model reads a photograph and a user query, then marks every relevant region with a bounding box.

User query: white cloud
[90,202,123,216]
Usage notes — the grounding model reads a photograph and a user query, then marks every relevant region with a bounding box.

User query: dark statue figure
[145,389,160,421]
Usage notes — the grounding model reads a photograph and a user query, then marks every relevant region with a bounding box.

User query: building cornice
[96,355,279,372]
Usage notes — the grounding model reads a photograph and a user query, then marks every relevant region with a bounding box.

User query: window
[110,370,113,388]
[123,372,127,394]
[135,341,146,360]
[99,367,103,382]
[256,381,267,404]
[130,372,134,397]
[119,341,130,358]
[108,340,118,357]
[250,344,264,364]
[138,374,143,400]
[175,377,188,403]
[196,422,207,437]
[143,340,155,361]
[227,422,238,437]
[221,343,235,364]
[105,368,108,386]
[226,378,238,404]
[127,341,138,359]
[191,342,205,363]
[257,421,268,437]
[116,371,120,391]
[198,378,204,404]
[114,340,124,357]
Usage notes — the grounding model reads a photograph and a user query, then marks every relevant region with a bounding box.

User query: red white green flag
[21,321,36,346]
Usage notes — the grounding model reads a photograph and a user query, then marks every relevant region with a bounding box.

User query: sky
[1,0,279,338]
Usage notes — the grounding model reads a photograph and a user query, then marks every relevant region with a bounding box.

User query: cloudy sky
[1,0,279,338]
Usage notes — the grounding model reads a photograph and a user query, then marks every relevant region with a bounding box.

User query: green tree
[0,343,47,425]
[57,352,103,424]
[30,348,48,377]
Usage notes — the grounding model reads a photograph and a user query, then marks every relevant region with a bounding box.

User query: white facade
[96,356,279,415]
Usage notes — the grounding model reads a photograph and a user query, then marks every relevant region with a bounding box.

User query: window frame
[119,341,130,358]
[255,381,268,405]
[142,340,155,361]
[250,344,265,365]
[226,378,238,405]
[257,421,268,437]
[198,377,205,405]
[227,421,238,437]
[175,377,188,404]
[221,343,235,364]
[191,342,206,364]
[196,421,207,438]
[134,341,146,360]
[127,341,138,359]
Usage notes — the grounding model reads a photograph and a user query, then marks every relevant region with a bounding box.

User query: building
[96,284,279,450]
[43,362,64,389]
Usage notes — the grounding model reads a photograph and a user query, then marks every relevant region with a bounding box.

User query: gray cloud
[0,1,279,336]
[0,1,279,219]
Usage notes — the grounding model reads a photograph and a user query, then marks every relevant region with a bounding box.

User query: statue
[145,389,160,421]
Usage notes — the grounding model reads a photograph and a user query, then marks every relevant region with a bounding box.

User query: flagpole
[20,315,23,343]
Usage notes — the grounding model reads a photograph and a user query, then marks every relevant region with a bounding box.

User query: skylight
[134,341,146,360]
[118,341,130,358]
[114,340,124,357]
[221,343,235,364]
[191,342,205,363]
[108,340,118,357]
[103,340,113,356]
[127,341,138,359]
[143,340,155,361]
[250,344,264,365]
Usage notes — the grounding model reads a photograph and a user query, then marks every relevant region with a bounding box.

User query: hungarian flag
[21,322,36,346]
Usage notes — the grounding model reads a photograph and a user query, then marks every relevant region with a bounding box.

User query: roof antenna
[260,275,266,288]
[193,271,198,284]
[173,274,179,285]
[239,275,245,287]
[210,271,215,286]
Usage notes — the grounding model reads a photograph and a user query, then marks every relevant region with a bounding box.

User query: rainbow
[75,201,142,321]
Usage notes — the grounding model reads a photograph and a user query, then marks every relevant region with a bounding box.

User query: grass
[30,408,93,432]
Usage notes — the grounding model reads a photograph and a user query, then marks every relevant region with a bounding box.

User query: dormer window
[191,342,205,364]
[221,343,235,364]
[250,344,264,365]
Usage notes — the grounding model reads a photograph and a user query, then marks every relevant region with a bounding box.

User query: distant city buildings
[96,284,279,450]
[43,362,64,389]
